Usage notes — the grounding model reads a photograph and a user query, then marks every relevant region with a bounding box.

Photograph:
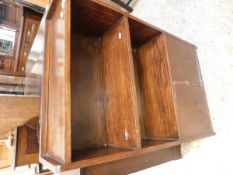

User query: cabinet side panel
[42,0,71,163]
[165,34,214,141]
[102,17,141,148]
[137,34,178,139]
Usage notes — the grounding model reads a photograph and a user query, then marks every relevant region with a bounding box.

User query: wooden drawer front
[38,1,214,173]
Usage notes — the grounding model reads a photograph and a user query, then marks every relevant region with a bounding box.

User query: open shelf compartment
[41,0,183,170]
[128,17,180,147]
[70,1,141,163]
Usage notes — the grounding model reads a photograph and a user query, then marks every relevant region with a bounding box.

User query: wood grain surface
[16,125,39,167]
[0,96,40,138]
[38,0,213,173]
[165,34,214,141]
[71,34,106,151]
[41,0,71,164]
[136,34,178,139]
[102,17,141,149]
[81,146,181,175]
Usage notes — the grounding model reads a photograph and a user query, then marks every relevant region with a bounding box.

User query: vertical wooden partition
[136,34,178,139]
[128,17,179,141]
[102,17,141,148]
[70,16,141,154]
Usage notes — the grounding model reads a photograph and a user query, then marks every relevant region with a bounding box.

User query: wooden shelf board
[72,146,130,162]
[60,139,180,171]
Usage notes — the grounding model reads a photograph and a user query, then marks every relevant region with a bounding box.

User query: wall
[131,0,233,174]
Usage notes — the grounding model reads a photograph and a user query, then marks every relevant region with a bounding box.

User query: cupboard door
[165,34,214,142]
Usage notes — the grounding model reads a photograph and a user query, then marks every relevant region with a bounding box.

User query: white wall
[131,0,233,174]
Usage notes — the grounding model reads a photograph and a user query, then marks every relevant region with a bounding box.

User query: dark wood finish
[61,140,180,171]
[15,125,39,167]
[173,84,214,141]
[128,17,161,47]
[16,8,42,72]
[72,140,180,164]
[134,34,178,139]
[70,13,141,160]
[26,117,39,130]
[165,34,202,85]
[72,0,123,37]
[38,0,213,174]
[164,34,214,141]
[81,146,181,175]
[71,34,106,151]
[72,147,130,162]
[102,17,141,149]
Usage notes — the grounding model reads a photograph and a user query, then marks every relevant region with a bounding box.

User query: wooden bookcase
[37,0,214,174]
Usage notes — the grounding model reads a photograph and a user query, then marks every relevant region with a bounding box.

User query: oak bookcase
[36,0,214,174]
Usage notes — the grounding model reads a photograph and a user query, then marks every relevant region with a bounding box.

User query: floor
[130,0,233,174]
